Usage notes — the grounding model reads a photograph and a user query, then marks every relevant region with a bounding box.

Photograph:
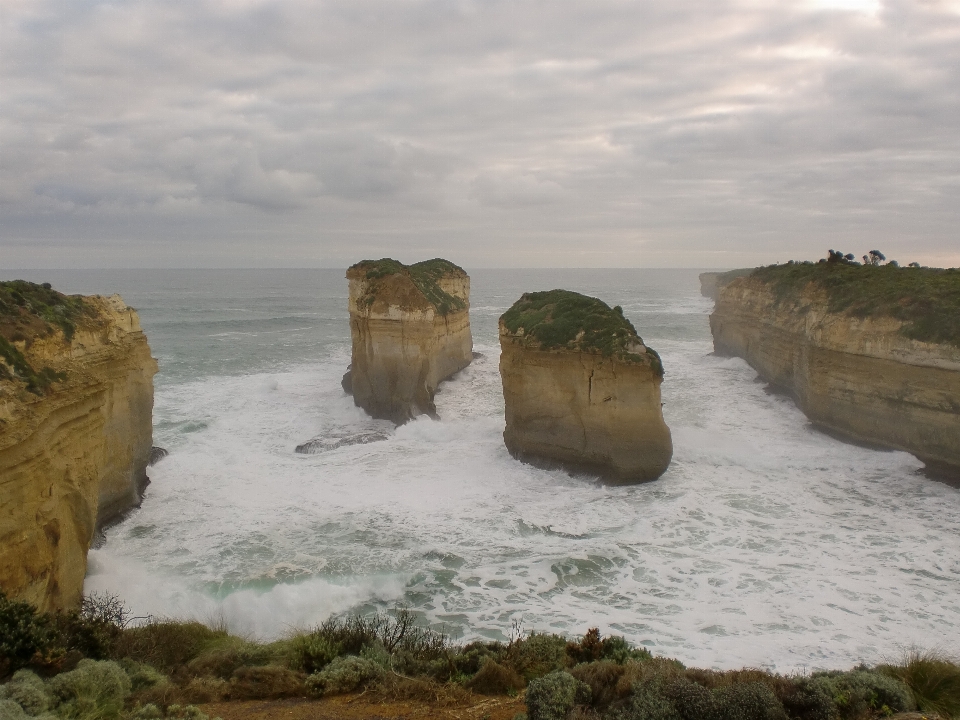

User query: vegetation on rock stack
[749,255,960,348]
[500,289,663,376]
[0,281,87,394]
[349,258,468,316]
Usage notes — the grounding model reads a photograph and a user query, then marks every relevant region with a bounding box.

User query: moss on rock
[348,258,467,316]
[500,290,662,375]
[0,281,89,394]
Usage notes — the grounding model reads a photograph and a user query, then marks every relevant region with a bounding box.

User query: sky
[1,0,959,269]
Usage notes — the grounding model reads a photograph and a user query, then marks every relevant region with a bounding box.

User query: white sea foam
[87,329,960,672]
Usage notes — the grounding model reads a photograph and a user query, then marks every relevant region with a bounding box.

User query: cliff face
[711,274,960,474]
[0,288,156,611]
[499,290,672,483]
[345,259,473,424]
[700,269,753,301]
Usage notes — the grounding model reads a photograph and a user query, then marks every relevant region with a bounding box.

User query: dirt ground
[200,692,526,720]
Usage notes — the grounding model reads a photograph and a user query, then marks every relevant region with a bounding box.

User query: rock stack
[344,258,473,424]
[499,289,672,483]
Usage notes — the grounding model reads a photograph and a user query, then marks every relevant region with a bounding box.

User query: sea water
[6,268,959,672]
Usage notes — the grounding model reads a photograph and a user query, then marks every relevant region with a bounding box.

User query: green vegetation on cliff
[0,281,86,394]
[4,593,960,719]
[349,258,468,316]
[750,261,960,348]
[500,290,663,375]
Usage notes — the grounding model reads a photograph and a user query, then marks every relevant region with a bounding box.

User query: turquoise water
[5,268,959,671]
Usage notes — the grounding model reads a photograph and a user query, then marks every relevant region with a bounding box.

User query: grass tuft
[880,649,960,718]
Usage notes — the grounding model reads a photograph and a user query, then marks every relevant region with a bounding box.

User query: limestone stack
[344,259,473,424]
[499,290,672,482]
[0,281,157,611]
[710,265,960,475]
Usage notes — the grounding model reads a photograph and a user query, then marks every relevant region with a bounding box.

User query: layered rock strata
[0,282,156,611]
[710,269,960,475]
[344,259,473,424]
[499,290,672,483]
[699,269,752,301]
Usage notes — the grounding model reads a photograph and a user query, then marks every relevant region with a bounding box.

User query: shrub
[525,671,591,720]
[453,641,505,676]
[465,659,525,695]
[777,678,834,720]
[600,636,651,665]
[120,662,169,693]
[289,632,343,674]
[48,659,131,720]
[569,660,625,711]
[880,650,960,718]
[0,699,30,720]
[54,595,129,661]
[305,656,385,696]
[712,682,788,720]
[808,669,913,719]
[0,670,54,715]
[664,678,714,720]
[228,666,304,700]
[174,678,229,705]
[0,593,58,675]
[185,638,271,679]
[130,704,163,720]
[508,634,570,682]
[115,622,226,673]
[606,682,682,720]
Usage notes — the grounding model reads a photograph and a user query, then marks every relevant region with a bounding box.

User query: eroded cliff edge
[0,281,157,611]
[710,263,960,475]
[500,290,672,483]
[344,259,473,424]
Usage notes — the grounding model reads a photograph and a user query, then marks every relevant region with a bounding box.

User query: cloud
[0,0,958,267]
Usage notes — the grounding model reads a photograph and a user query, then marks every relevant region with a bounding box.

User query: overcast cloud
[1,0,959,268]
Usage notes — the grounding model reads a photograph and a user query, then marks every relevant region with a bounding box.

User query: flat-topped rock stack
[0,281,157,611]
[344,258,473,424]
[499,290,672,483]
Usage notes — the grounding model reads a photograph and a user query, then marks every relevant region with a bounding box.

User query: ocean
[5,268,959,672]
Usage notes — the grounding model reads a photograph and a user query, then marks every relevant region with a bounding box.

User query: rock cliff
[499,290,672,483]
[344,259,473,424]
[710,264,960,475]
[0,281,156,611]
[699,269,752,301]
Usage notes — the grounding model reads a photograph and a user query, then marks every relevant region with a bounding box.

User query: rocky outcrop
[0,282,156,611]
[345,259,473,424]
[710,270,960,475]
[499,290,672,483]
[700,269,752,301]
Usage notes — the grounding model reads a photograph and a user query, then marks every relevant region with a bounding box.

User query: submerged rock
[345,258,473,424]
[148,446,168,465]
[295,430,391,454]
[499,289,672,483]
[0,281,157,611]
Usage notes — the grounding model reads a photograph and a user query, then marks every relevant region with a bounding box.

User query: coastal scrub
[349,258,467,316]
[3,596,959,719]
[500,289,663,375]
[750,260,960,348]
